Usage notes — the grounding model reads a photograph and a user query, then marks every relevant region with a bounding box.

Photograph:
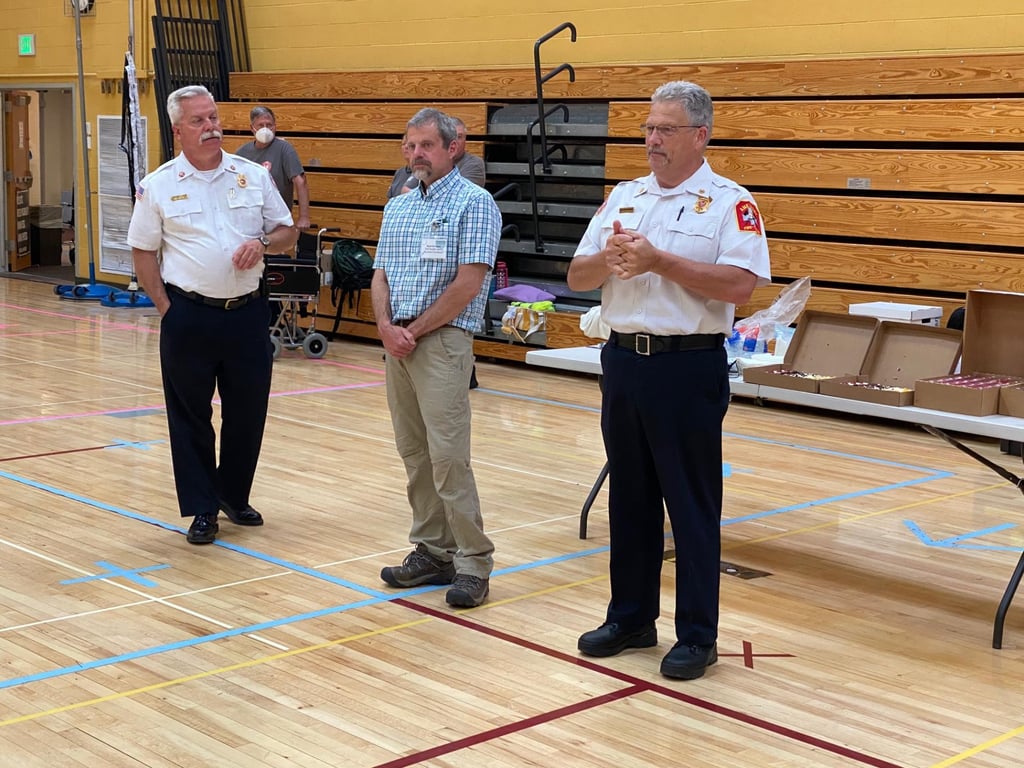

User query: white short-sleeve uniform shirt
[127,151,293,298]
[574,160,771,336]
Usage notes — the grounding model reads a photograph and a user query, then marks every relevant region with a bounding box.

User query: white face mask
[254,127,274,144]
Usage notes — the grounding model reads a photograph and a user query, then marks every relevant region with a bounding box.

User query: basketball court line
[1,466,1012,764]
[0,439,973,692]
[2,326,1014,765]
[0,535,288,652]
[0,380,384,426]
[0,300,160,333]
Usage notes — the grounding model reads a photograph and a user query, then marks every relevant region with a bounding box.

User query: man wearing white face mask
[236,106,311,229]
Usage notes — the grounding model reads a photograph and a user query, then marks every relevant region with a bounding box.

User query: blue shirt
[376,168,501,332]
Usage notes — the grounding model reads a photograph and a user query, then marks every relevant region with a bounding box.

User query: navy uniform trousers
[599,341,730,647]
[159,291,273,518]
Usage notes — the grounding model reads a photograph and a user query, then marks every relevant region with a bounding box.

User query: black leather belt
[393,318,416,327]
[166,283,262,310]
[609,331,724,356]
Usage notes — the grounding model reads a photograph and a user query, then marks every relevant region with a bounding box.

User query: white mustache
[200,130,223,142]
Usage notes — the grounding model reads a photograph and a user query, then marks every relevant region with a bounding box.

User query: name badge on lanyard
[421,219,448,260]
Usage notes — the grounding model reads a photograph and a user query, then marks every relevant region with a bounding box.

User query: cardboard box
[742,310,878,393]
[849,301,943,326]
[914,289,1024,415]
[915,374,1022,416]
[998,384,1024,418]
[819,322,963,406]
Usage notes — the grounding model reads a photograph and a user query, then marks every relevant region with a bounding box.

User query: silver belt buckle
[635,333,651,356]
[223,296,242,310]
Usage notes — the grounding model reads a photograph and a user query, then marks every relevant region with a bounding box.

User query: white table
[526,345,1024,649]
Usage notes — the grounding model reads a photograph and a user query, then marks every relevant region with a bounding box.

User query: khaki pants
[385,326,494,578]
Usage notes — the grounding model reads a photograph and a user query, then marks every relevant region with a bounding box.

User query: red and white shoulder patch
[735,200,762,234]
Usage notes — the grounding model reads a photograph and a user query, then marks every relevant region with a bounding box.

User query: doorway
[1,86,76,282]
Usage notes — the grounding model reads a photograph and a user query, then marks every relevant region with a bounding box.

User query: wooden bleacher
[228,52,1024,358]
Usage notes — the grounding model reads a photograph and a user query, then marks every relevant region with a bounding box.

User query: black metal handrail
[525,105,569,252]
[532,23,577,174]
[525,24,577,254]
[492,183,523,202]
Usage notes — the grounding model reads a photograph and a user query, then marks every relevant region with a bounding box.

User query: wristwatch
[258,234,271,250]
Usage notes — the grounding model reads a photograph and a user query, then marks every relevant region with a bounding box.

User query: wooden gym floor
[0,276,1022,767]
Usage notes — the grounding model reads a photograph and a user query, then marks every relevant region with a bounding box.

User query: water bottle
[726,330,743,359]
[495,261,509,290]
[742,327,760,355]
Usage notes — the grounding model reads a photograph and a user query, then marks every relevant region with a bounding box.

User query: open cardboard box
[818,322,962,406]
[915,289,1024,416]
[742,310,878,393]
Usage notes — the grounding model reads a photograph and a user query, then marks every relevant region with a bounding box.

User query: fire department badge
[693,195,712,214]
[237,174,248,188]
[735,201,763,234]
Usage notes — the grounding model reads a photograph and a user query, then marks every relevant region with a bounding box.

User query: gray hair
[651,81,714,137]
[167,85,214,125]
[249,105,275,123]
[408,108,457,148]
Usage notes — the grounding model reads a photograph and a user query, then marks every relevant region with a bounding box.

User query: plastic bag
[729,276,811,357]
[579,306,610,339]
[501,304,546,342]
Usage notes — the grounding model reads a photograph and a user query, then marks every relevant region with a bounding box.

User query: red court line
[0,445,112,463]
[392,600,903,768]
[373,685,644,768]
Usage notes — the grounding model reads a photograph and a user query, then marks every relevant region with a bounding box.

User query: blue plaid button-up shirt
[375,168,501,332]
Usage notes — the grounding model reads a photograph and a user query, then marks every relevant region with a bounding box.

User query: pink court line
[313,358,385,376]
[0,301,158,334]
[1,329,117,339]
[0,382,384,427]
[392,599,903,768]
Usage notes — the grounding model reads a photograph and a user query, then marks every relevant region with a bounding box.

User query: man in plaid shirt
[372,108,502,608]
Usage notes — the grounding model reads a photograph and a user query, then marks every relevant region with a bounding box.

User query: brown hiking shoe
[380,544,455,588]
[445,574,489,608]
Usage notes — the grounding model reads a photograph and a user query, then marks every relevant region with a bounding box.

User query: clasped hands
[382,324,417,359]
[606,220,657,279]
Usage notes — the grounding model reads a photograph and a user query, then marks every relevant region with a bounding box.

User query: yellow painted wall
[243,0,1024,71]
[0,1,156,282]
[3,1,1022,282]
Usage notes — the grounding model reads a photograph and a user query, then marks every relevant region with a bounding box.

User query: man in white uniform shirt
[127,85,297,545]
[568,81,771,680]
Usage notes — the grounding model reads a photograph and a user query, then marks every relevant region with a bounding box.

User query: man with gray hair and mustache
[569,81,770,680]
[127,85,297,545]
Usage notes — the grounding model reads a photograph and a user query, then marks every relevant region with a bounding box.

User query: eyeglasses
[640,123,703,137]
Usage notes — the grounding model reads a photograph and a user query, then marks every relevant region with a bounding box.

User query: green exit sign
[18,34,35,56]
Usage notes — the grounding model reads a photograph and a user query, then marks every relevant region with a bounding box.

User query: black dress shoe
[219,500,264,526]
[187,514,219,544]
[578,622,657,658]
[660,642,717,680]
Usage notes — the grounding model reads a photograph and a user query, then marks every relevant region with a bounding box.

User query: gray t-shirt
[235,137,305,208]
[387,166,415,199]
[456,153,486,187]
